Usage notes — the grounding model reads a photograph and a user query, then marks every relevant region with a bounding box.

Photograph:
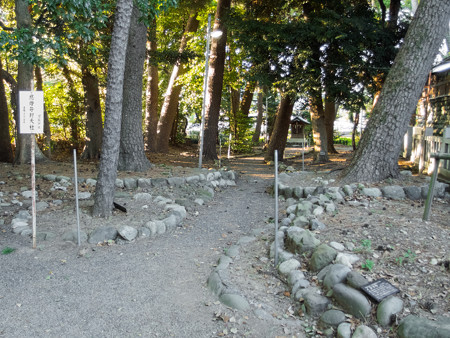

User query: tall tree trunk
[14,0,46,164]
[81,67,103,159]
[264,94,294,162]
[93,0,133,217]
[118,4,151,172]
[310,94,329,163]
[155,12,199,153]
[342,0,450,183]
[34,66,51,158]
[0,58,13,162]
[252,90,263,144]
[230,87,240,141]
[203,0,231,161]
[351,111,360,151]
[239,81,255,117]
[324,98,338,154]
[387,0,401,30]
[145,19,159,153]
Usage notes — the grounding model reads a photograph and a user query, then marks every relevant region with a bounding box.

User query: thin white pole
[274,150,279,267]
[198,14,212,169]
[73,149,81,246]
[302,135,305,171]
[227,133,232,159]
[31,135,36,249]
[218,133,222,168]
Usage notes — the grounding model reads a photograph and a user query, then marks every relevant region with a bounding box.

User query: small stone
[323,264,351,290]
[333,283,371,319]
[219,293,250,311]
[310,244,337,272]
[319,310,346,329]
[397,315,450,338]
[303,292,330,317]
[352,325,377,338]
[337,322,352,338]
[278,258,301,276]
[335,252,360,268]
[118,225,138,241]
[329,242,345,251]
[377,296,404,327]
[346,271,369,289]
[78,192,91,200]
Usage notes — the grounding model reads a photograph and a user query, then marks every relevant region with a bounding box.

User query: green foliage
[361,259,374,271]
[395,249,417,266]
[354,239,372,253]
[1,247,16,255]
[334,136,359,146]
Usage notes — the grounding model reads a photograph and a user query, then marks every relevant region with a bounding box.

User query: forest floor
[0,144,448,337]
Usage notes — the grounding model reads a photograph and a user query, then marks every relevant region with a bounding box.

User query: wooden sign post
[19,91,44,249]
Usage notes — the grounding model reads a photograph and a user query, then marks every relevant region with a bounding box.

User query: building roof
[290,115,310,124]
[432,56,450,74]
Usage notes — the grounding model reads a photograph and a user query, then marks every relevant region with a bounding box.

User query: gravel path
[0,157,303,337]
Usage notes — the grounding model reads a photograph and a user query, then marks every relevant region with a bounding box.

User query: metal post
[227,133,232,159]
[73,149,81,246]
[198,14,212,169]
[274,150,279,267]
[302,135,305,171]
[218,133,221,168]
[423,153,450,220]
[31,135,37,249]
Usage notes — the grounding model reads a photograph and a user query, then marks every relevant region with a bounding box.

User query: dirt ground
[0,144,448,337]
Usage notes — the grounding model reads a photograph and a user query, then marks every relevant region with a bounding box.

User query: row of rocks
[268,184,450,337]
[277,172,449,202]
[5,169,236,246]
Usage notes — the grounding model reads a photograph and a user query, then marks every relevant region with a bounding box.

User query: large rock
[361,188,382,198]
[332,283,371,319]
[337,322,352,338]
[346,271,369,290]
[318,310,346,329]
[278,258,301,276]
[88,226,118,244]
[285,228,320,254]
[397,315,450,338]
[219,293,250,311]
[381,185,405,199]
[118,225,138,241]
[323,264,351,290]
[309,244,337,272]
[352,325,377,338]
[403,186,422,200]
[377,296,403,327]
[303,292,330,317]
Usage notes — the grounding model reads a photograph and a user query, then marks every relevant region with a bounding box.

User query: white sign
[19,91,44,134]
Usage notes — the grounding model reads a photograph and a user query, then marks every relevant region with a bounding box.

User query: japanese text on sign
[19,91,44,134]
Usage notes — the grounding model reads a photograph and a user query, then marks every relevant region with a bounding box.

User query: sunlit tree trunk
[203,0,231,161]
[118,4,151,172]
[145,19,159,153]
[252,90,263,144]
[310,93,329,163]
[264,94,294,162]
[0,58,13,162]
[324,98,338,154]
[93,0,133,217]
[342,0,450,183]
[155,12,199,153]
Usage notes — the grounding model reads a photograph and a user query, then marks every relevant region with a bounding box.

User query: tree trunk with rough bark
[342,0,450,183]
[81,67,103,159]
[310,94,329,163]
[324,98,338,154]
[203,0,231,161]
[145,19,159,153]
[155,12,199,153]
[252,90,263,144]
[14,0,47,164]
[0,58,13,162]
[264,94,294,162]
[93,0,133,217]
[118,4,151,172]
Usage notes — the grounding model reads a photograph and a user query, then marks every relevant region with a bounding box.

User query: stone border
[5,169,237,246]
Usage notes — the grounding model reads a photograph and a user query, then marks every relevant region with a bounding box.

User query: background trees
[0,0,447,198]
